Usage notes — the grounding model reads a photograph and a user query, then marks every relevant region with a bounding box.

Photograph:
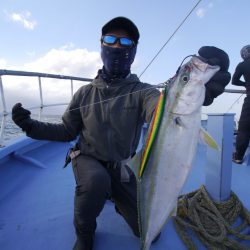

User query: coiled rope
[174,185,250,250]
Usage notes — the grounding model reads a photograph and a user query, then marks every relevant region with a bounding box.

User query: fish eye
[181,73,190,83]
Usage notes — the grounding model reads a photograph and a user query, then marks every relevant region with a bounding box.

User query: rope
[139,0,203,78]
[174,185,250,250]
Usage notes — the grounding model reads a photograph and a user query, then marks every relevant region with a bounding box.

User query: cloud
[196,8,206,18]
[5,10,37,30]
[23,46,102,77]
[0,59,7,68]
[196,2,214,18]
[1,46,102,114]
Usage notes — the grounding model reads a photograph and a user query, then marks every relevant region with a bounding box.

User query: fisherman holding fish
[12,17,231,250]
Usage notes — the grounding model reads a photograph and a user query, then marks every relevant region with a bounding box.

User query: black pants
[235,96,250,160]
[71,154,139,245]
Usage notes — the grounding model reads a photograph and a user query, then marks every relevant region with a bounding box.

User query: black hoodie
[232,58,250,95]
[27,74,160,162]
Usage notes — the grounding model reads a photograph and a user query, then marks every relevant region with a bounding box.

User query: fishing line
[65,83,166,112]
[65,55,196,113]
[175,54,195,74]
[225,93,244,114]
[66,0,203,113]
[139,0,203,78]
[202,93,244,123]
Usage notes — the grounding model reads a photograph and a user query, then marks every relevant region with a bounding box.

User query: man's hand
[198,46,231,106]
[12,103,32,132]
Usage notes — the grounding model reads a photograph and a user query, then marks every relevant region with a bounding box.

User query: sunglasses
[101,35,135,48]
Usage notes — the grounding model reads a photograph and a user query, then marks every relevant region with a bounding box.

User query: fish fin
[199,127,220,150]
[127,149,143,179]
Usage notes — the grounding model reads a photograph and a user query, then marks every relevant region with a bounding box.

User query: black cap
[102,17,140,44]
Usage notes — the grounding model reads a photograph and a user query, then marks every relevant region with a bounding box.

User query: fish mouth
[191,56,210,72]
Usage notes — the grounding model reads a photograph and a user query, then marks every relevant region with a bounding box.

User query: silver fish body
[129,57,220,250]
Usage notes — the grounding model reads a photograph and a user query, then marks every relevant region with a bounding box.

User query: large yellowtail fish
[128,56,220,250]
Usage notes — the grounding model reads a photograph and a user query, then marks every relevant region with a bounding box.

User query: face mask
[101,45,137,78]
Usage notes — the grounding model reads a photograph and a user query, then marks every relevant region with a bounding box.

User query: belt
[100,157,131,183]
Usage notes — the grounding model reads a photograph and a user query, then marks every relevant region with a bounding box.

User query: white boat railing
[0,69,92,146]
[0,69,247,147]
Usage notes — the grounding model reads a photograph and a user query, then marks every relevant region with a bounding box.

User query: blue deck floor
[0,138,250,250]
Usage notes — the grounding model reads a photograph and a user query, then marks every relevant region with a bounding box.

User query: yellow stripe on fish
[138,88,167,178]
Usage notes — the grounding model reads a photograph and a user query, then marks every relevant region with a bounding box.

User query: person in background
[232,45,250,164]
[11,17,231,250]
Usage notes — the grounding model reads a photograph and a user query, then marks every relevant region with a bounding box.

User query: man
[12,17,231,250]
[232,45,250,164]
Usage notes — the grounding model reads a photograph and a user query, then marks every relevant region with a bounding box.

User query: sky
[0,0,249,120]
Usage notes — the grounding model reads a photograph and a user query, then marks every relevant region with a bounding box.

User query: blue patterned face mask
[101,45,137,78]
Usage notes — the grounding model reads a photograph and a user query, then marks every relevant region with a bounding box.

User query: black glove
[12,103,32,132]
[198,46,231,106]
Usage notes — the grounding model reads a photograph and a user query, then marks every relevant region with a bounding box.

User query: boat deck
[0,137,250,250]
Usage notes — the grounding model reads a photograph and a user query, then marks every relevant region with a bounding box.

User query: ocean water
[0,114,62,144]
